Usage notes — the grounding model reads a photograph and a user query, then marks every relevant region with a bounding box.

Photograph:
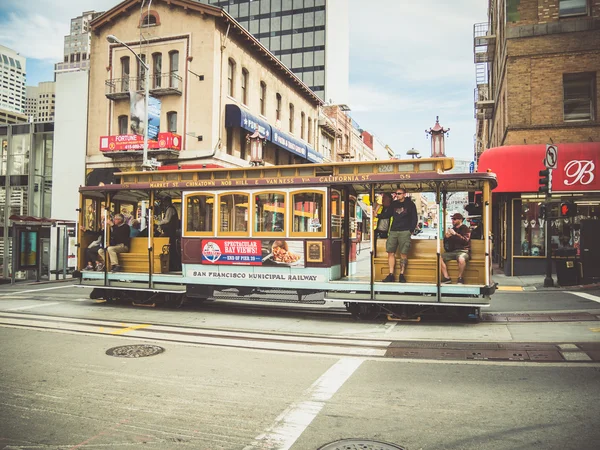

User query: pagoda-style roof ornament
[425,116,450,158]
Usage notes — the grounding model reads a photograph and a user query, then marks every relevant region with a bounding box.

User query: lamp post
[106,34,153,170]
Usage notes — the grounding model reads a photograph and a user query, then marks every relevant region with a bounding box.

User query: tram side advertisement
[200,239,304,267]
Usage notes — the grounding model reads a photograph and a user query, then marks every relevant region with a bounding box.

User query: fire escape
[473,21,496,160]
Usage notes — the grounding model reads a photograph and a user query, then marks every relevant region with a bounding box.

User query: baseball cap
[451,213,464,220]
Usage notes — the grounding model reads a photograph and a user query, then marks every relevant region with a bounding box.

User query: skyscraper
[55,10,104,74]
[25,82,56,123]
[0,45,27,116]
[201,0,349,104]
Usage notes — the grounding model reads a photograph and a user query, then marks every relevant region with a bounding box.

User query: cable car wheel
[345,302,381,320]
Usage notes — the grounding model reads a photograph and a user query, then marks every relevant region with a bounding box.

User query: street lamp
[106,34,153,170]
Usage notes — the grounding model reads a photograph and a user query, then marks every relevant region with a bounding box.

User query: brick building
[474,0,600,279]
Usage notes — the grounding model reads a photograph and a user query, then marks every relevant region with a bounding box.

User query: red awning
[477,142,600,193]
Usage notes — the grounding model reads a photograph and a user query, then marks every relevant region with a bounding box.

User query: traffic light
[560,201,577,217]
[538,169,552,194]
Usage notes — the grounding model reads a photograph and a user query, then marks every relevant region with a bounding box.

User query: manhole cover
[106,344,165,358]
[318,439,405,450]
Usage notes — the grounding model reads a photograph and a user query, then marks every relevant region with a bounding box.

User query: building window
[564,73,595,122]
[227,58,236,97]
[260,81,266,116]
[289,103,294,133]
[241,68,248,105]
[307,118,312,144]
[559,0,588,17]
[276,93,282,121]
[120,56,130,91]
[169,50,179,88]
[167,111,177,133]
[300,112,305,140]
[152,53,162,88]
[118,115,128,135]
[141,12,159,27]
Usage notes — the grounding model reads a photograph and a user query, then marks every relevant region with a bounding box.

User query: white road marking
[5,302,60,311]
[567,291,600,304]
[244,357,364,450]
[384,321,398,334]
[0,284,75,297]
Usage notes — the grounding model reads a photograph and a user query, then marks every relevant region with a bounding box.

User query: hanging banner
[147,96,161,140]
[129,91,146,136]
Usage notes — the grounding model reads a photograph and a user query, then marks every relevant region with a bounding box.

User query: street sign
[544,144,558,169]
[469,161,475,173]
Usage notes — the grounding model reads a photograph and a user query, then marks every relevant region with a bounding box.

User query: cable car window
[185,194,214,235]
[219,193,249,235]
[291,191,325,237]
[331,189,342,238]
[254,192,285,235]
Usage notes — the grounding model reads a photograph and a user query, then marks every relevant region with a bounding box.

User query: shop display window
[517,200,546,256]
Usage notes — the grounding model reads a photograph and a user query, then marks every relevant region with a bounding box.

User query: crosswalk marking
[567,292,600,304]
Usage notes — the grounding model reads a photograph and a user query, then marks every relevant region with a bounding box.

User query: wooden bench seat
[116,237,170,274]
[374,238,487,285]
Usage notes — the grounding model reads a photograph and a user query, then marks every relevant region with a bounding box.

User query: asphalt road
[0,284,599,449]
[0,325,599,450]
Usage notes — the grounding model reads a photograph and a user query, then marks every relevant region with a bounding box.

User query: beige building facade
[88,0,322,171]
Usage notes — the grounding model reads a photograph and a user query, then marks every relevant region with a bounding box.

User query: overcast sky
[0,0,486,162]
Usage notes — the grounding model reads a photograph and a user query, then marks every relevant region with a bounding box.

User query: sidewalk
[492,265,599,291]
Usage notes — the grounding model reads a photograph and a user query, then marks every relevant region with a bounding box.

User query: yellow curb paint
[111,324,151,335]
[496,286,524,292]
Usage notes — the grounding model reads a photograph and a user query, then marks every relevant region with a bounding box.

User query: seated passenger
[84,228,103,271]
[440,213,471,285]
[130,219,141,237]
[97,214,130,273]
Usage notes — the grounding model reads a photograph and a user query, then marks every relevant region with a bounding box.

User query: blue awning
[306,147,323,164]
[225,104,271,139]
[226,104,320,162]
[271,128,308,159]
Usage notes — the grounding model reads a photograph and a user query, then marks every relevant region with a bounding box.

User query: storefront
[478,142,600,277]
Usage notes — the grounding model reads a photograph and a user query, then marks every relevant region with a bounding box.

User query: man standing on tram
[378,188,418,283]
[156,196,181,271]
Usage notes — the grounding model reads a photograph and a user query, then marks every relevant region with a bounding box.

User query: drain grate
[106,344,165,358]
[318,439,405,450]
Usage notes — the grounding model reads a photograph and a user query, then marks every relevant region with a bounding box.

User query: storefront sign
[272,130,307,158]
[556,159,596,191]
[99,132,182,152]
[478,143,600,193]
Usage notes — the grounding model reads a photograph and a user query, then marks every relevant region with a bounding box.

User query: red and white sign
[552,147,598,193]
[201,239,262,265]
[99,132,182,152]
[478,142,600,193]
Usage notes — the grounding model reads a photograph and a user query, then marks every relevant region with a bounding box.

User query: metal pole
[62,226,68,280]
[143,61,149,170]
[544,198,554,287]
[55,226,60,281]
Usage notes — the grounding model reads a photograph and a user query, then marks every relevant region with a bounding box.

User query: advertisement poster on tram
[200,239,305,267]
